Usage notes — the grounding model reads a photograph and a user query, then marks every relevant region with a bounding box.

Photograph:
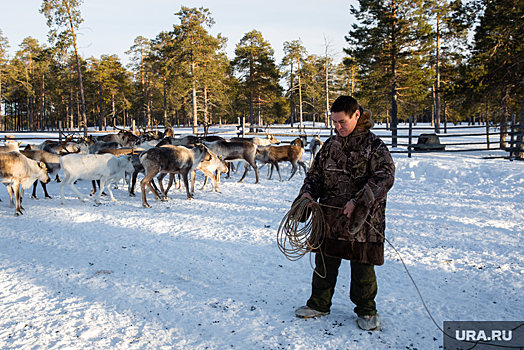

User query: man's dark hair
[330,96,360,117]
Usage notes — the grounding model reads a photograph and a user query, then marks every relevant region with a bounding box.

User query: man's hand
[343,200,356,218]
[301,193,314,207]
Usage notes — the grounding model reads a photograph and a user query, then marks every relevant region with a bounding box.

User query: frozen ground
[0,128,523,349]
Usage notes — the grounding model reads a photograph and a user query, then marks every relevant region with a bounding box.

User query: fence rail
[2,120,523,159]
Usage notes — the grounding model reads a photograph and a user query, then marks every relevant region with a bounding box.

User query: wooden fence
[2,119,523,160]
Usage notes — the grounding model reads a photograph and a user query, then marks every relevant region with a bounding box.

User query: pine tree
[427,0,471,131]
[126,36,153,129]
[0,30,9,131]
[468,0,524,147]
[283,40,307,128]
[40,0,88,136]
[172,6,225,133]
[346,0,433,145]
[232,30,281,127]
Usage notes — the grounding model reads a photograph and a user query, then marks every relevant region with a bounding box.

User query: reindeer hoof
[45,195,52,199]
[15,211,23,216]
[129,193,136,197]
[143,203,151,208]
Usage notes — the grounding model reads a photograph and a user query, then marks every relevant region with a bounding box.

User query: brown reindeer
[139,144,207,207]
[256,138,307,181]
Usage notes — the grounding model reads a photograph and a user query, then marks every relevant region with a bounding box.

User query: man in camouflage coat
[294,96,395,331]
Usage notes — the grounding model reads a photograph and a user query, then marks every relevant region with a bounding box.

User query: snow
[1,127,523,349]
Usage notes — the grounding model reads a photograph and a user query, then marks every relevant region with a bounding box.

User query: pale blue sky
[1,0,359,64]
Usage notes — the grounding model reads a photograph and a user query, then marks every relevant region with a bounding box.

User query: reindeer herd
[0,128,325,216]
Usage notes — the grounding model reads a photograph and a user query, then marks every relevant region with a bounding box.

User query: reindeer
[59,153,134,205]
[0,152,50,216]
[20,149,61,199]
[309,135,324,166]
[139,144,207,207]
[256,137,307,181]
[201,140,259,184]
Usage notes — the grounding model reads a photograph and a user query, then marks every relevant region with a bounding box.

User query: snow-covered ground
[0,127,523,349]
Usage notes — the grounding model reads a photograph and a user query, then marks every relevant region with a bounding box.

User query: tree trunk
[390,6,398,148]
[500,85,510,149]
[192,61,198,134]
[0,79,3,131]
[204,86,208,124]
[98,82,103,131]
[434,19,441,133]
[68,11,88,137]
[298,69,303,129]
[249,52,254,126]
[517,89,524,159]
[163,75,167,127]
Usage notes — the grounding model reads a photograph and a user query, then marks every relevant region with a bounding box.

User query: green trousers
[306,253,378,316]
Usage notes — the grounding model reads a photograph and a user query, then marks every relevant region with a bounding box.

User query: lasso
[277,197,524,348]
[276,197,326,261]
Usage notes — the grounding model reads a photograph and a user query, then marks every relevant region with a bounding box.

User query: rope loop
[277,197,326,261]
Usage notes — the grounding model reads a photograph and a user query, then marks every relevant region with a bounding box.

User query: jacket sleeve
[297,139,329,200]
[353,140,395,209]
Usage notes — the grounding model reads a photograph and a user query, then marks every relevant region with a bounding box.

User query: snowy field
[0,127,523,349]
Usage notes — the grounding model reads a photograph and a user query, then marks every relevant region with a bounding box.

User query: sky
[1,0,359,65]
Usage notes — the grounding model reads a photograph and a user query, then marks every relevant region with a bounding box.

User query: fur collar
[353,108,374,134]
[333,107,374,137]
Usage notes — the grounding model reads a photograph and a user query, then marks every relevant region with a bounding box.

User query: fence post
[509,117,516,158]
[408,116,413,158]
[59,120,63,142]
[486,123,490,150]
[242,117,246,138]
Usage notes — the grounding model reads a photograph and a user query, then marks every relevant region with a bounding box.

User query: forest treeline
[0,0,522,136]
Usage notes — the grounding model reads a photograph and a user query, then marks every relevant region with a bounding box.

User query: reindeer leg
[288,162,298,181]
[226,163,232,179]
[31,181,39,199]
[274,162,283,182]
[13,182,22,216]
[129,169,140,197]
[99,180,107,196]
[68,180,86,202]
[6,184,15,208]
[60,178,68,205]
[249,159,259,184]
[201,174,208,191]
[20,187,26,212]
[156,173,169,201]
[42,180,52,199]
[238,167,248,183]
[141,172,158,208]
[95,178,108,204]
[182,172,194,200]
[90,180,97,196]
[299,161,307,175]
[190,170,197,195]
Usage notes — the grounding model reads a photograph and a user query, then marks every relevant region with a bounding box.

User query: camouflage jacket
[298,109,395,264]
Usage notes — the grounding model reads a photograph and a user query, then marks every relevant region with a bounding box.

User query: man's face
[332,110,360,137]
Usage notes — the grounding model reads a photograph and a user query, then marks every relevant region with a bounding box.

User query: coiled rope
[276,197,326,261]
[277,197,524,348]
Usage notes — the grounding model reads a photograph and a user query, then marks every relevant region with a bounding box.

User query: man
[294,96,395,331]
